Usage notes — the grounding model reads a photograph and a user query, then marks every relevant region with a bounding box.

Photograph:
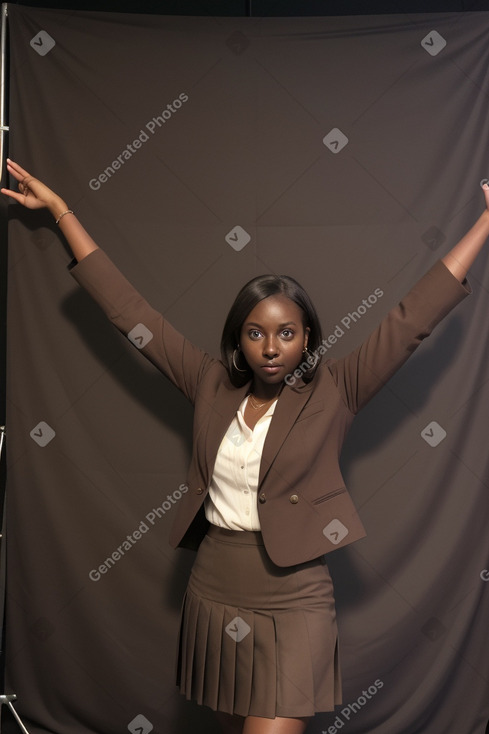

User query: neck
[250,382,283,402]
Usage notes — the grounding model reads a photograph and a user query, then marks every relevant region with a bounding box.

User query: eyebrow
[245,321,298,328]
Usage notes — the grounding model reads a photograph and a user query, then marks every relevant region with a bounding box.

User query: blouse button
[196,488,204,495]
[289,494,299,504]
[259,493,267,504]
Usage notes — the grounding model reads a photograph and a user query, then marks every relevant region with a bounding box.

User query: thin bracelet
[55,209,74,225]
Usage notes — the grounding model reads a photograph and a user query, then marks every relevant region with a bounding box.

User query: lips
[261,364,282,374]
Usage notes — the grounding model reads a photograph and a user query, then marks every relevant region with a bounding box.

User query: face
[239,295,310,395]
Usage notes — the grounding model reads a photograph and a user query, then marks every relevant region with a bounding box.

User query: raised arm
[1,159,98,262]
[1,159,216,403]
[441,184,489,281]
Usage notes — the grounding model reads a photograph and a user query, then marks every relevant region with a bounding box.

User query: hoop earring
[302,347,318,370]
[232,347,248,373]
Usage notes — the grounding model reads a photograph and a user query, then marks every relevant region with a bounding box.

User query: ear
[304,326,310,349]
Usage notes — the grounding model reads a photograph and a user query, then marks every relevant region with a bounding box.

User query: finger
[0,187,29,204]
[18,180,30,195]
[6,164,27,184]
[6,159,31,179]
[7,158,30,176]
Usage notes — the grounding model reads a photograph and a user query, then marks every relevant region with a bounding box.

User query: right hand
[2,158,98,261]
[1,159,67,214]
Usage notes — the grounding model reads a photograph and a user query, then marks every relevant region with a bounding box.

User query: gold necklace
[248,394,274,410]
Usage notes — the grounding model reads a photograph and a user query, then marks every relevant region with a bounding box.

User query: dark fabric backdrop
[4,6,489,733]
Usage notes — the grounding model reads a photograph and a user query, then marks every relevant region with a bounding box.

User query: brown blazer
[71,252,470,566]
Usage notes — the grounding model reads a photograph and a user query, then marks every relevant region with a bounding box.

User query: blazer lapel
[258,380,313,487]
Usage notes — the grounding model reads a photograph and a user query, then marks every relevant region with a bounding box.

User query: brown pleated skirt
[176,524,342,719]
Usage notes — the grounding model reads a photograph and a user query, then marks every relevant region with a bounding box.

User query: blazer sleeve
[69,249,216,404]
[328,260,471,415]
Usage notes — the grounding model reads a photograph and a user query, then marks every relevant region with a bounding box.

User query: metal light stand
[0,7,31,731]
[0,428,31,734]
[0,696,30,734]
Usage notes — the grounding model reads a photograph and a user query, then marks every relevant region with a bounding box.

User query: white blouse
[204,395,278,531]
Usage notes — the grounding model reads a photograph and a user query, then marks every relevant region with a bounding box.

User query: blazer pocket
[311,488,347,504]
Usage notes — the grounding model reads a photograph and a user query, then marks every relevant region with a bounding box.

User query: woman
[2,159,488,734]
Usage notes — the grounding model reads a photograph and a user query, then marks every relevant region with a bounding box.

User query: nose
[263,337,279,358]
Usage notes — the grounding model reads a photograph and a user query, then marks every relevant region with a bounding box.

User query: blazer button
[259,493,266,504]
[196,487,204,495]
[289,494,299,504]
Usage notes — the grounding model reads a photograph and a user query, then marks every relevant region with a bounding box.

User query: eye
[248,329,262,340]
[281,329,294,339]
